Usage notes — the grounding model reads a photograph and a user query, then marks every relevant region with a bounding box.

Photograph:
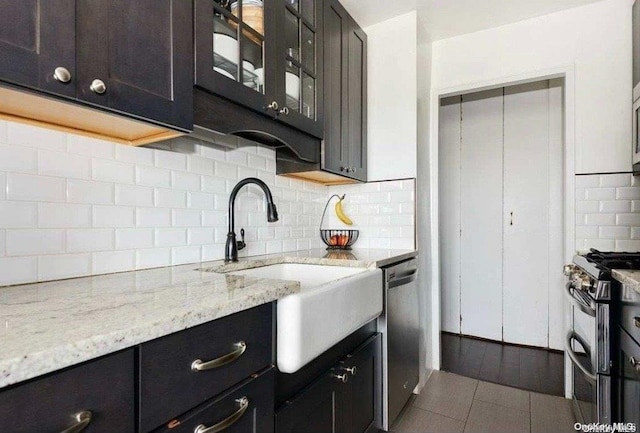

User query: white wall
[0,120,415,287]
[431,0,632,175]
[365,12,418,182]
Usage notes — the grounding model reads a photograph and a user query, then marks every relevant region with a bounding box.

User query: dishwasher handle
[388,269,418,289]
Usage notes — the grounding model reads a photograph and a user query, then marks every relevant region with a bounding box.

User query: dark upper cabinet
[0,0,192,133]
[0,0,76,98]
[76,0,193,131]
[322,0,367,182]
[194,0,324,138]
[276,334,381,433]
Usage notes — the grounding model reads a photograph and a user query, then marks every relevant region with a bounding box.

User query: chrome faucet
[225,177,279,263]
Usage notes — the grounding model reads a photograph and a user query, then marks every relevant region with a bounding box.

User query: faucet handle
[237,228,246,251]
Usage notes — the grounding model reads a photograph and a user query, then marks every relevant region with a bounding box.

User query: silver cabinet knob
[89,79,107,94]
[630,357,640,373]
[332,373,348,383]
[279,107,289,116]
[341,366,357,376]
[340,167,346,172]
[634,317,640,328]
[53,67,72,84]
[267,101,279,111]
[60,410,92,433]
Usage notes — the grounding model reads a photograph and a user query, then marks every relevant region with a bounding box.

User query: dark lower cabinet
[0,349,135,433]
[153,367,275,433]
[276,334,381,433]
[617,327,640,423]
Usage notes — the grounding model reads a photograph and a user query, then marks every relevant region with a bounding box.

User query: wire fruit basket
[319,194,359,250]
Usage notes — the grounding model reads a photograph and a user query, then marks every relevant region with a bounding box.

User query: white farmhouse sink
[229,263,383,373]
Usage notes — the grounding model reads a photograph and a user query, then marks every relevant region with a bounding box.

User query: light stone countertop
[0,248,416,389]
[613,269,640,293]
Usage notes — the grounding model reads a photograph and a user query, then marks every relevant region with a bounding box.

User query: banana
[335,195,353,225]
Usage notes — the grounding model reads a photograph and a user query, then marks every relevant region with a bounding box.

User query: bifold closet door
[460,88,504,341]
[439,96,462,334]
[502,80,561,347]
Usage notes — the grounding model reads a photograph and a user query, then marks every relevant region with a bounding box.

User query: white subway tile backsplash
[136,248,171,269]
[600,173,632,187]
[575,175,600,188]
[585,188,616,201]
[67,135,115,158]
[92,159,135,184]
[172,172,201,191]
[0,202,37,228]
[599,226,631,240]
[115,185,154,207]
[172,209,202,227]
[600,200,631,213]
[615,240,640,251]
[7,173,66,202]
[136,208,171,228]
[585,213,615,226]
[67,179,114,205]
[617,187,640,200]
[38,254,91,281]
[38,149,91,179]
[171,246,201,265]
[187,192,214,209]
[136,166,171,187]
[38,203,91,228]
[0,257,37,285]
[93,206,135,228]
[6,229,64,256]
[93,250,135,274]
[67,229,114,253]
[115,145,154,166]
[155,228,187,247]
[155,189,186,208]
[576,226,598,239]
[0,121,415,285]
[576,201,599,213]
[7,123,66,151]
[0,144,37,173]
[617,213,640,226]
[155,149,187,171]
[116,228,154,250]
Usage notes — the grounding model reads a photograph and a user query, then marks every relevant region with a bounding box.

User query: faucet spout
[225,177,279,263]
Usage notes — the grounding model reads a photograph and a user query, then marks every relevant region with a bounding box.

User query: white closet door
[503,81,553,347]
[439,96,462,334]
[460,89,504,341]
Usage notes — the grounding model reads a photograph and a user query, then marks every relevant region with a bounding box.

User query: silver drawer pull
[191,341,246,372]
[341,366,357,376]
[194,397,249,433]
[60,410,92,433]
[633,317,640,328]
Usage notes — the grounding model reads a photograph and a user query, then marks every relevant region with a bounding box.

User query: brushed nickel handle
[267,101,279,111]
[191,341,246,371]
[332,373,348,383]
[279,107,289,116]
[340,166,346,172]
[351,167,357,173]
[342,366,357,376]
[89,79,107,94]
[194,397,249,433]
[53,67,72,84]
[634,317,640,328]
[510,211,514,226]
[60,410,92,433]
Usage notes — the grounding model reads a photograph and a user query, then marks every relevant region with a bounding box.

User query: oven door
[566,330,612,424]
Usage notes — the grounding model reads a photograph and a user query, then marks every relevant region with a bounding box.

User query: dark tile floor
[441,332,564,396]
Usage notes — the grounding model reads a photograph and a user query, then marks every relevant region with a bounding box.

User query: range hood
[193,88,320,163]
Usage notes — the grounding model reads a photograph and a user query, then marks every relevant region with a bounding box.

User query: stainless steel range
[565,250,640,423]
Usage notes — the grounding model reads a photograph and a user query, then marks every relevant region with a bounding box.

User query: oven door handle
[565,331,597,384]
[564,282,596,317]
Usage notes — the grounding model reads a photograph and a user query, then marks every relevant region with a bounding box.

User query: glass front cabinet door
[195,0,323,138]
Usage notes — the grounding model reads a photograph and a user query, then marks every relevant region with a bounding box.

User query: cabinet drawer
[622,303,640,344]
[153,367,275,433]
[139,303,273,431]
[0,349,134,433]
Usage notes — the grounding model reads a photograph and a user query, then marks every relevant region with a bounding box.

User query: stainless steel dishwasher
[378,258,419,431]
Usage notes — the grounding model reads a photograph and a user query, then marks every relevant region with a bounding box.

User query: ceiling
[339,0,603,41]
